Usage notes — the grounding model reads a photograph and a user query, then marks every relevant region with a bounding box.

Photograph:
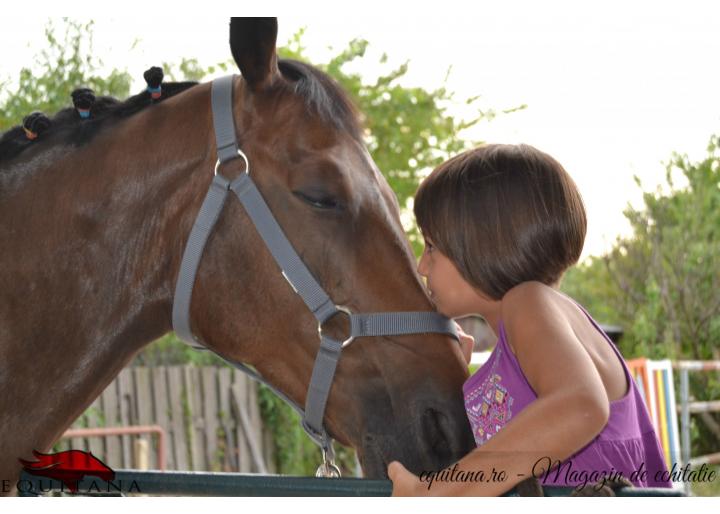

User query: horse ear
[230,17,280,91]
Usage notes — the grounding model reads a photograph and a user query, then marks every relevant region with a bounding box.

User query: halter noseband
[172,75,458,477]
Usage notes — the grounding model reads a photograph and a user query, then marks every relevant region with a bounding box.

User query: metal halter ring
[318,305,355,348]
[214,149,250,176]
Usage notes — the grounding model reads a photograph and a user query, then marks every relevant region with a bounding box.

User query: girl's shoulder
[498,281,598,363]
[497,281,566,359]
[500,281,629,404]
[500,281,599,345]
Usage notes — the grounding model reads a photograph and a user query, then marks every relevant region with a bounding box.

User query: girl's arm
[390,282,611,496]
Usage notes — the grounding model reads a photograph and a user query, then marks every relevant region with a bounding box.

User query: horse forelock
[277,59,363,142]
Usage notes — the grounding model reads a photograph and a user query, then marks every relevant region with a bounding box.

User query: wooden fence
[56,366,275,473]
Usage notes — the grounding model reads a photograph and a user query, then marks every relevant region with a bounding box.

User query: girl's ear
[229,17,280,91]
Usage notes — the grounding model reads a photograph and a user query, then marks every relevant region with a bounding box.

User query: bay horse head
[0,17,474,483]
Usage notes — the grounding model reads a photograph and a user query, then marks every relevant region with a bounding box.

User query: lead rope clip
[315,446,341,478]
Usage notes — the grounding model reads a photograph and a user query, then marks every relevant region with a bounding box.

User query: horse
[0,17,475,490]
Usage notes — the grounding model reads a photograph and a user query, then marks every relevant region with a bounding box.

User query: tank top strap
[496,318,512,354]
[494,317,539,394]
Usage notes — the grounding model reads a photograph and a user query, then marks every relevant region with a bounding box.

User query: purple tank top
[463,303,672,489]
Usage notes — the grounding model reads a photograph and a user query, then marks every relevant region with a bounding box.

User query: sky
[2,2,719,261]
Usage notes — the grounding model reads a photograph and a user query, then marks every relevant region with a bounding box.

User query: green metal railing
[16,470,685,497]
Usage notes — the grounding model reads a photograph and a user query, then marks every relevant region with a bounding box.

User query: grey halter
[172,75,458,477]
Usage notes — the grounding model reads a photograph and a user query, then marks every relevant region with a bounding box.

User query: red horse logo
[20,450,115,493]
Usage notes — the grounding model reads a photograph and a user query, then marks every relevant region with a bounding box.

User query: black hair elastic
[71,88,96,119]
[22,112,51,140]
[144,66,164,100]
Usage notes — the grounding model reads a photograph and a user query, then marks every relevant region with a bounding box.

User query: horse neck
[0,82,216,469]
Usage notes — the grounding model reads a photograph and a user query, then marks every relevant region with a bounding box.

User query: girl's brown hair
[414,144,586,300]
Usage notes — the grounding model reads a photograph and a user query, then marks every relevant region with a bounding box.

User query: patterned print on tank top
[464,344,514,446]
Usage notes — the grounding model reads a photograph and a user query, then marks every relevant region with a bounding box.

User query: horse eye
[294,191,340,210]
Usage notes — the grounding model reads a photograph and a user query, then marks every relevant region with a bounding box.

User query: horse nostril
[422,408,452,463]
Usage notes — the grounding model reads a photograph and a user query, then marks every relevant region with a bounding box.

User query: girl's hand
[388,461,426,496]
[455,322,475,364]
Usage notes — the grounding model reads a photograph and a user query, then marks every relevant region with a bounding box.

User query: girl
[388,144,671,496]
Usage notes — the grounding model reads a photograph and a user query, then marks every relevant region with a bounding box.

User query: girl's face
[417,237,482,319]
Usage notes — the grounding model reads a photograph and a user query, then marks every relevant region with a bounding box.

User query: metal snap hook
[315,447,342,478]
[316,461,342,478]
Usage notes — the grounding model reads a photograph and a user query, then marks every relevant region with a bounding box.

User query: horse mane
[0,81,199,165]
[0,59,362,166]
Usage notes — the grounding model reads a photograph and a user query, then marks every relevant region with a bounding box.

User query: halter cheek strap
[172,75,459,477]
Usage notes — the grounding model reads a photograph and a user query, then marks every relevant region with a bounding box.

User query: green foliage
[257,386,358,476]
[0,19,132,131]
[161,57,231,83]
[133,333,226,367]
[689,465,720,496]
